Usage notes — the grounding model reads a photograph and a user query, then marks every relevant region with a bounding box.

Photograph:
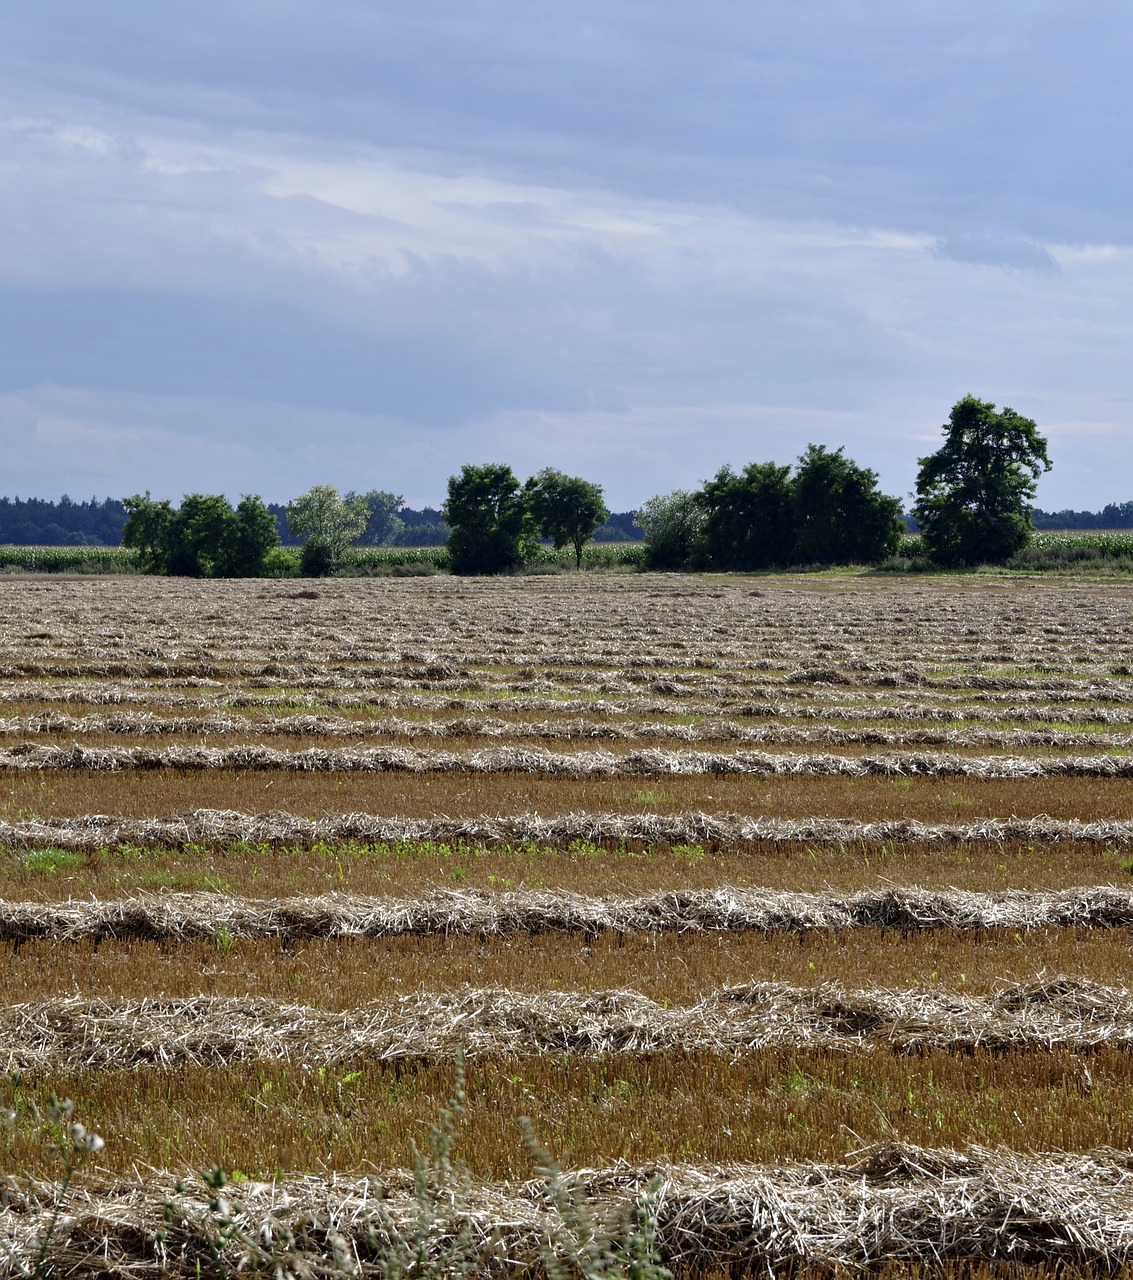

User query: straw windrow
[6,1144,1133,1276]
[4,807,1133,849]
[6,743,1133,776]
[6,885,1133,943]
[5,978,1133,1068]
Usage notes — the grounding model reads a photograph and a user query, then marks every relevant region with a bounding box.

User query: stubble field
[3,570,1133,1276]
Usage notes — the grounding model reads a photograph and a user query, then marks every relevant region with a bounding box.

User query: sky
[1,2,1131,511]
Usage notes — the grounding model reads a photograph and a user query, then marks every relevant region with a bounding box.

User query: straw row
[4,808,1133,849]
[6,1142,1133,1276]
[6,711,1133,750]
[8,681,1133,722]
[5,744,1133,777]
[4,978,1133,1068]
[4,651,1131,692]
[8,885,1133,943]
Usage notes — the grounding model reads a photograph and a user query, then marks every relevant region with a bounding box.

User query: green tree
[286,485,370,576]
[122,493,175,573]
[525,468,608,569]
[699,462,795,570]
[636,489,706,570]
[791,444,903,565]
[122,493,278,577]
[225,495,280,577]
[913,396,1052,566]
[348,490,406,546]
[444,464,536,574]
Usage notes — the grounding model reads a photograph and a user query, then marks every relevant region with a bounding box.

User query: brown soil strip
[2,839,1126,902]
[7,923,1133,1008]
[5,1050,1133,1180]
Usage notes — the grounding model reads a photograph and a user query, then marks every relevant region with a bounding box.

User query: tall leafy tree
[913,397,1052,566]
[525,468,608,569]
[122,493,176,573]
[287,485,370,576]
[444,464,536,574]
[699,462,795,570]
[225,496,281,576]
[792,444,903,565]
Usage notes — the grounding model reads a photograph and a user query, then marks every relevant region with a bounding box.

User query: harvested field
[7,573,1133,1274]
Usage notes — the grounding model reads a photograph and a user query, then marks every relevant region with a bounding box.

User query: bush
[260,547,300,577]
[122,493,279,577]
[637,490,706,570]
[300,540,338,578]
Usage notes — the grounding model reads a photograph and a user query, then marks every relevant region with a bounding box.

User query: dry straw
[7,687,1133,726]
[4,808,1133,849]
[6,885,1133,944]
[6,1144,1133,1275]
[4,977,1133,1068]
[6,744,1133,777]
[5,712,1133,750]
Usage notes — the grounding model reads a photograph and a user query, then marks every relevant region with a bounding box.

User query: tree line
[0,494,644,549]
[2,396,1068,575]
[434,397,1054,574]
[118,468,614,577]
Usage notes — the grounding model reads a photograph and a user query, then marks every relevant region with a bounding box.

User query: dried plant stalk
[5,977,1133,1069]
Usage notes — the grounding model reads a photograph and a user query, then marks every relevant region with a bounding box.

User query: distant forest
[0,495,645,546]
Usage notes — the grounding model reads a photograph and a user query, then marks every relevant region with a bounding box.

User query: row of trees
[121,487,408,577]
[122,467,610,577]
[122,493,281,577]
[437,398,1051,573]
[0,496,128,546]
[638,397,1051,571]
[119,396,1052,577]
[444,466,608,574]
[638,444,904,571]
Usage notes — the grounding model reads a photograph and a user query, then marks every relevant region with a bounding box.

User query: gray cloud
[934,236,1060,273]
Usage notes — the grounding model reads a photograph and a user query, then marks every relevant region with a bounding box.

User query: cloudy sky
[1,2,1131,511]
